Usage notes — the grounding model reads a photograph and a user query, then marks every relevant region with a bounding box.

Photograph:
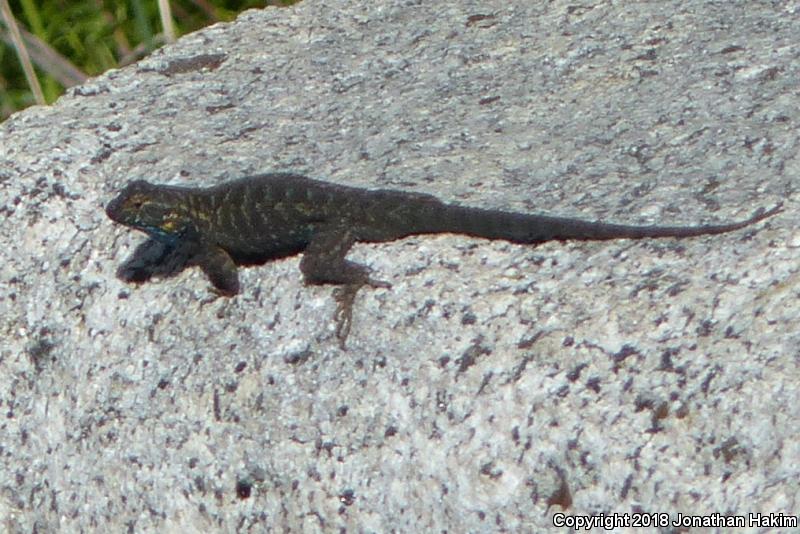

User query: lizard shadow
[116,237,304,289]
[115,238,197,286]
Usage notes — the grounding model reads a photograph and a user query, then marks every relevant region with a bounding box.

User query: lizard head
[106,180,195,242]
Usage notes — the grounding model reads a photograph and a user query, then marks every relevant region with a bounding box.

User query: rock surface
[0,0,797,531]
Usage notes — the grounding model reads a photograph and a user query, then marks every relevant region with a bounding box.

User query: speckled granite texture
[0,1,798,532]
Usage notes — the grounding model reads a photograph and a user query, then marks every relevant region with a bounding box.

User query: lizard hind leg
[300,227,391,347]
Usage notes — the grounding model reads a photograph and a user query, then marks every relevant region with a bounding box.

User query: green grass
[0,0,298,121]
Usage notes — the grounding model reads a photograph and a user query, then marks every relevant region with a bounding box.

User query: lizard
[105,172,781,346]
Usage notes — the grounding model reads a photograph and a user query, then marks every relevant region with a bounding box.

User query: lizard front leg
[300,227,390,347]
[191,244,240,296]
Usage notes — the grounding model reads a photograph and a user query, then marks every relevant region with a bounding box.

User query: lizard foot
[332,278,391,348]
[366,276,392,289]
[333,284,360,349]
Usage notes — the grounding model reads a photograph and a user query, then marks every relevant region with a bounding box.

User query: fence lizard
[106,173,781,346]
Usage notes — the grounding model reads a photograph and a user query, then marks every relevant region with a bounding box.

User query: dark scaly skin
[106,173,782,346]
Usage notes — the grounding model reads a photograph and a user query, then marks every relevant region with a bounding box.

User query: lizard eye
[127,196,146,210]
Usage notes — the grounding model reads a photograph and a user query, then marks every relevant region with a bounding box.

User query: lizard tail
[419,202,782,244]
